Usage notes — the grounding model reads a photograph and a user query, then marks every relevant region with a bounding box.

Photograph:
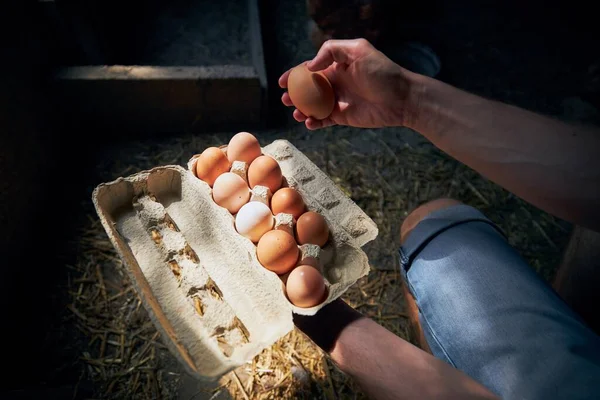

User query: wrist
[398,68,431,131]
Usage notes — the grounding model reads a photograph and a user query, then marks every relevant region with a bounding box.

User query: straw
[65,126,569,398]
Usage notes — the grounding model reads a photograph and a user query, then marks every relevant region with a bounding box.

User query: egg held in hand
[212,172,250,214]
[248,155,283,193]
[235,201,274,243]
[227,132,262,164]
[286,265,327,308]
[295,211,329,247]
[288,64,335,120]
[195,147,231,187]
[257,230,299,275]
[271,188,305,220]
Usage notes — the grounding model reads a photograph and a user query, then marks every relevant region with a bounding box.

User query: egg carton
[92,139,378,380]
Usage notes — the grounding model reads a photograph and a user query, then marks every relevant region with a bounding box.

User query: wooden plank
[248,0,267,90]
[54,65,262,133]
[553,225,600,333]
[56,65,258,80]
[248,0,268,125]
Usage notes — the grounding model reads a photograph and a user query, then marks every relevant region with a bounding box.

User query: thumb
[308,39,360,72]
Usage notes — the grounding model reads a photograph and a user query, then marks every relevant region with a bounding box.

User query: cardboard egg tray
[92,139,378,380]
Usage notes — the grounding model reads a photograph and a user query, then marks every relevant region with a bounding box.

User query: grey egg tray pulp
[93,139,378,380]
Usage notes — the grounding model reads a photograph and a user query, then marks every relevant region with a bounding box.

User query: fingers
[291,107,335,130]
[280,86,306,120]
[281,92,293,107]
[293,109,307,122]
[305,117,335,130]
[307,38,371,72]
[278,68,292,88]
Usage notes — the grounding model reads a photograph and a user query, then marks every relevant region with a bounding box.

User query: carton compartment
[94,166,293,378]
[132,194,249,359]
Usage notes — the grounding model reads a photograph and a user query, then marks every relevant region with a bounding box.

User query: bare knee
[400,198,462,244]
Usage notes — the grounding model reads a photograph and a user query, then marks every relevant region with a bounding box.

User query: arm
[280,39,600,231]
[407,73,600,231]
[295,300,498,400]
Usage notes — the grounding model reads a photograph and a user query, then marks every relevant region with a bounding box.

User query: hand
[279,39,417,130]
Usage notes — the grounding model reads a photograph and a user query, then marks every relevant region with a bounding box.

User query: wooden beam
[248,0,268,126]
[54,65,262,133]
[248,0,267,91]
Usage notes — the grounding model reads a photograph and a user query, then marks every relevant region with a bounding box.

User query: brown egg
[248,155,283,193]
[279,270,292,286]
[288,64,335,120]
[286,265,327,308]
[257,230,299,275]
[212,172,250,214]
[295,211,329,247]
[271,188,305,220]
[195,147,231,187]
[227,132,262,164]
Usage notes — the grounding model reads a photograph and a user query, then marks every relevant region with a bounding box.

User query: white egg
[235,201,274,243]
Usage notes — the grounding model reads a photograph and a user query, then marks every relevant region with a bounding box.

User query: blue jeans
[399,205,600,399]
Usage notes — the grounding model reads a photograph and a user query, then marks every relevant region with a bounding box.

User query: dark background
[1,0,598,397]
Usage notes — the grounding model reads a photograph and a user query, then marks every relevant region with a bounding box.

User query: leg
[553,225,600,334]
[400,198,461,352]
[399,199,600,399]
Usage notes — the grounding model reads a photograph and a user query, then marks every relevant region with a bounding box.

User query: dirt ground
[5,0,600,399]
[77,125,572,400]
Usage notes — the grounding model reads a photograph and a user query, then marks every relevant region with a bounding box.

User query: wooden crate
[46,0,267,133]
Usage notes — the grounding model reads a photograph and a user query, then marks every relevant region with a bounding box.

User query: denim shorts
[399,205,600,399]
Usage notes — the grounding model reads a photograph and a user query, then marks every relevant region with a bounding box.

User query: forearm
[295,300,497,400]
[404,72,600,230]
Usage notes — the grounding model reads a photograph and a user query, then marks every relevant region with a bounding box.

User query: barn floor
[10,0,600,399]
[75,125,573,399]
